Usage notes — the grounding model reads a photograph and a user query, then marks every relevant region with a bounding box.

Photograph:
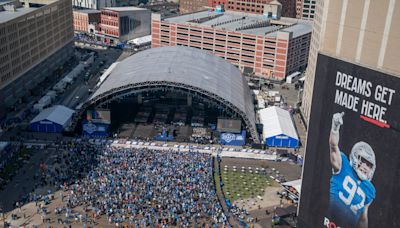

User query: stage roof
[91,46,258,141]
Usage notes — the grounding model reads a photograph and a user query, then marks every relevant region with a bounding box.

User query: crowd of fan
[28,143,228,226]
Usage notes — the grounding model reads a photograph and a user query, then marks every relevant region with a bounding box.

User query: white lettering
[334,90,359,112]
[346,74,353,90]
[335,72,342,86]
[360,100,387,123]
[365,82,372,97]
[374,85,396,105]
[335,71,373,97]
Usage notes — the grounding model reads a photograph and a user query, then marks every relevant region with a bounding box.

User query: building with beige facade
[301,0,400,124]
[296,0,316,20]
[179,0,208,14]
[0,0,74,117]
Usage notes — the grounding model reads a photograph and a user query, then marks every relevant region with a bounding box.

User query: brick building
[152,10,312,80]
[180,0,209,14]
[207,0,296,18]
[73,9,101,33]
[98,6,151,44]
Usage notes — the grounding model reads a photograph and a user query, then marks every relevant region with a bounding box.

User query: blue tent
[29,105,74,133]
[258,107,299,148]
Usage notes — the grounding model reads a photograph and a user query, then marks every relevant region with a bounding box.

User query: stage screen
[217,118,241,133]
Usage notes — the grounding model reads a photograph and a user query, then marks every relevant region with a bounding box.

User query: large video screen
[86,109,111,124]
[298,54,400,228]
[217,118,242,133]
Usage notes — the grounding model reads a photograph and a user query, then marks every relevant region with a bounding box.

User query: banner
[220,130,246,146]
[298,54,400,228]
[82,121,109,137]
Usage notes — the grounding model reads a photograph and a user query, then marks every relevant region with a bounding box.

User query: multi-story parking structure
[152,10,312,80]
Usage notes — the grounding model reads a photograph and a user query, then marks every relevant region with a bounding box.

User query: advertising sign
[220,131,246,146]
[298,54,400,228]
[82,121,109,137]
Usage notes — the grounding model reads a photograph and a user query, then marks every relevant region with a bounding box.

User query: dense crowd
[29,143,228,226]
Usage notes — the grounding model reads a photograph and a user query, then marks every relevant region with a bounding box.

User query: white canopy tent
[128,35,152,46]
[30,105,75,132]
[281,179,302,203]
[258,106,299,148]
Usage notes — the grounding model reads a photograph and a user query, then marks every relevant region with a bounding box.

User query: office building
[0,0,74,117]
[296,0,316,20]
[301,0,400,124]
[299,1,400,227]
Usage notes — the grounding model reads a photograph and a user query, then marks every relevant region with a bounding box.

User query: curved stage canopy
[78,46,259,142]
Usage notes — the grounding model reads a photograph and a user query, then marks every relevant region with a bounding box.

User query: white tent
[281,179,302,194]
[30,105,75,132]
[258,106,299,148]
[281,179,302,203]
[128,35,152,46]
[97,62,119,87]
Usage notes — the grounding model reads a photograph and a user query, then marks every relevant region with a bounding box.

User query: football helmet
[350,141,376,181]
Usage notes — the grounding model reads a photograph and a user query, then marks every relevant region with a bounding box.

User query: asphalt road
[56,47,123,109]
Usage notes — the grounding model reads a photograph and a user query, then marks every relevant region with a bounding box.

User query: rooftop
[74,9,100,14]
[0,5,37,23]
[164,10,312,36]
[0,0,17,6]
[90,46,258,140]
[103,6,147,12]
[266,23,313,38]
[30,105,75,127]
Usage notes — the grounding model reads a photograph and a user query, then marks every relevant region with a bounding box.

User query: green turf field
[221,167,278,202]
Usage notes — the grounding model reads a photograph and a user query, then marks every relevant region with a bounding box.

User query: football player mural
[329,112,376,228]
[297,54,400,228]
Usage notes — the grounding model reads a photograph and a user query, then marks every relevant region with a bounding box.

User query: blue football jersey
[329,152,376,227]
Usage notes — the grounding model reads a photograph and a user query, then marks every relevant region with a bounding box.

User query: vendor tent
[128,35,152,46]
[258,106,299,148]
[30,105,74,133]
[281,179,302,203]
